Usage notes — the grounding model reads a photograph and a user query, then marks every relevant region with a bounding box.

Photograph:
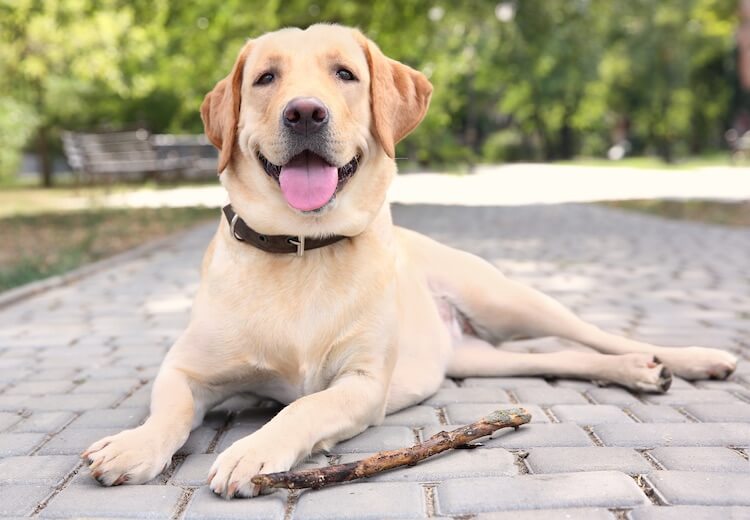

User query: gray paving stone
[68,408,148,429]
[462,377,553,389]
[116,384,153,408]
[10,411,76,433]
[626,404,689,423]
[661,378,695,390]
[643,390,740,406]
[230,406,283,427]
[177,425,219,455]
[436,471,648,514]
[587,388,640,405]
[0,411,22,431]
[331,426,415,453]
[215,426,261,453]
[79,365,142,379]
[0,432,47,456]
[0,199,749,517]
[37,427,121,455]
[0,395,27,412]
[550,404,634,425]
[475,509,615,519]
[201,409,231,429]
[294,482,425,519]
[22,368,79,382]
[113,351,166,365]
[444,403,550,424]
[0,484,52,516]
[629,505,750,519]
[649,447,750,472]
[170,454,214,486]
[21,393,120,411]
[593,423,750,448]
[525,447,652,474]
[184,486,286,520]
[514,387,588,405]
[647,471,750,505]
[71,377,142,394]
[683,403,750,422]
[423,423,593,448]
[423,387,511,405]
[0,455,79,484]
[6,381,74,395]
[338,447,517,481]
[381,405,440,426]
[41,483,184,518]
[694,380,748,392]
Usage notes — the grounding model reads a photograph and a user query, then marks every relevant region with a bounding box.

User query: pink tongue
[279,152,338,211]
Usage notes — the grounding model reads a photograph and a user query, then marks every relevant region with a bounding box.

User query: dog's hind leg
[447,336,672,392]
[403,228,738,381]
[452,259,736,380]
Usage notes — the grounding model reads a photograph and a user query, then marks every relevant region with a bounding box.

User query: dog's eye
[336,68,357,82]
[254,72,275,86]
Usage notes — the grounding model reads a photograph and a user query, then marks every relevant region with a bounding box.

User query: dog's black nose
[283,97,329,135]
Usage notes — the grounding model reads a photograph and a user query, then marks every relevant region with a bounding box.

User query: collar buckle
[229,213,244,242]
[287,236,305,256]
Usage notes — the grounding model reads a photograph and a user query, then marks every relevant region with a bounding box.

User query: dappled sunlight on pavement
[0,204,748,517]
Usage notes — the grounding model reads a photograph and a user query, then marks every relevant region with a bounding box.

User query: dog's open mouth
[258,150,359,212]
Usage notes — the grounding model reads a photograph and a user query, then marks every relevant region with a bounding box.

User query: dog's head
[201,24,432,236]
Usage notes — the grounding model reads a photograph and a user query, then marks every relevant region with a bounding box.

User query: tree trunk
[558,121,575,160]
[37,126,53,187]
[658,138,674,163]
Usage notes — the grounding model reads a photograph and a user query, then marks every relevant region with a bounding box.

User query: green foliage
[0,98,38,178]
[482,130,526,163]
[0,0,742,180]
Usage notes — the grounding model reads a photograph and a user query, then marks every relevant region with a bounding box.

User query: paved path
[1,203,749,519]
[102,163,750,209]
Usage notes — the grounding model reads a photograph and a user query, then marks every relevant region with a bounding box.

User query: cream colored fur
[83,24,738,498]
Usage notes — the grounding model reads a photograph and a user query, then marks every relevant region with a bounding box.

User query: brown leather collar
[222,205,347,256]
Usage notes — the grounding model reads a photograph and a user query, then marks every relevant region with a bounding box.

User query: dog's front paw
[208,432,298,499]
[658,347,738,380]
[82,426,173,486]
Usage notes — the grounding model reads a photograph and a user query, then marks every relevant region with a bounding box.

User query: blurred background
[0,0,749,293]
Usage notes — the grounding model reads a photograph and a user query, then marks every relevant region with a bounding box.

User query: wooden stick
[251,407,531,490]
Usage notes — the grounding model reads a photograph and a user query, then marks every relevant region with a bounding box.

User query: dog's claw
[658,366,672,393]
[113,474,129,486]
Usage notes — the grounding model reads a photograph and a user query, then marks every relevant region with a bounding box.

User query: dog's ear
[356,32,433,158]
[201,42,252,174]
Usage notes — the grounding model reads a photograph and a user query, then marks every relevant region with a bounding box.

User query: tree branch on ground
[251,407,531,491]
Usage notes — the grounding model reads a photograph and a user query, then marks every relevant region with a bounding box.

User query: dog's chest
[245,365,321,404]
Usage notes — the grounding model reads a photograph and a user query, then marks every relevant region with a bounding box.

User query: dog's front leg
[82,363,202,485]
[208,372,386,498]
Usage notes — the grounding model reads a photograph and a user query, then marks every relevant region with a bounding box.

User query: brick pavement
[0,203,748,519]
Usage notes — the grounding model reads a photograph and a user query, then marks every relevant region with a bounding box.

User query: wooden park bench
[149,134,218,178]
[62,129,216,183]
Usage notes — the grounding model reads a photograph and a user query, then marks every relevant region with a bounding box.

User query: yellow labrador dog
[83,24,738,498]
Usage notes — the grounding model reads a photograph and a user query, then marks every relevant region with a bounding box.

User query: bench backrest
[62,130,160,174]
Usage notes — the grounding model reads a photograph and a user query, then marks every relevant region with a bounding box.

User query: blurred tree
[0,0,741,183]
[0,0,167,185]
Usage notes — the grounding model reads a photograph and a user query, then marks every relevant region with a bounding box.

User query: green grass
[0,206,217,291]
[557,153,731,170]
[601,200,750,227]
